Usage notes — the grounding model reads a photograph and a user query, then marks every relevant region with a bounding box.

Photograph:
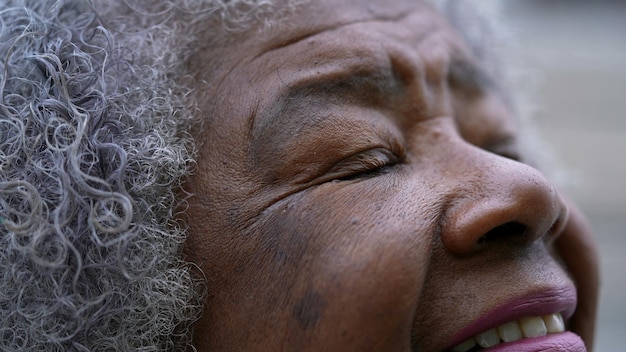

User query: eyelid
[326,148,399,181]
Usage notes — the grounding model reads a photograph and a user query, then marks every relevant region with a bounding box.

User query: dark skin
[183,0,599,350]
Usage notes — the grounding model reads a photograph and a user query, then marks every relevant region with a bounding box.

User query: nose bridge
[438,140,568,256]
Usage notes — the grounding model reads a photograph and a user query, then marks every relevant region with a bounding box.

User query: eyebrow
[253,61,401,138]
[291,68,400,106]
[253,55,493,139]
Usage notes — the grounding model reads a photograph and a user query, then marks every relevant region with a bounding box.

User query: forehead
[193,0,474,92]
[190,0,485,142]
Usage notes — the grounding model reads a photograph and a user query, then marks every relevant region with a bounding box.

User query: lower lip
[484,332,586,352]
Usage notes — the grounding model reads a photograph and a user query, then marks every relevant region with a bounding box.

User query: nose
[439,145,569,256]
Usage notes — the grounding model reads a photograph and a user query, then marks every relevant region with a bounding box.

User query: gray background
[502,2,625,351]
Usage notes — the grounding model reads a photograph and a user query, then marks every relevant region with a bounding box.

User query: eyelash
[328,145,519,182]
[330,148,400,181]
[337,164,394,181]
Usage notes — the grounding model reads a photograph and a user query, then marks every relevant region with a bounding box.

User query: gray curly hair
[0,0,513,351]
[0,0,296,350]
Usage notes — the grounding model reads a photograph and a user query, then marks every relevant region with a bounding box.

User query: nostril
[478,221,528,245]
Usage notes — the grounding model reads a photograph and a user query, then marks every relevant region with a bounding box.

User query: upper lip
[443,284,577,350]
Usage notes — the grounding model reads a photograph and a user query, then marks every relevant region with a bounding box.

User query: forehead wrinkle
[250,56,401,145]
[253,4,419,62]
[253,19,365,62]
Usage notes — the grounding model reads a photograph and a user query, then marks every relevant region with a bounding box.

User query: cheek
[246,181,437,343]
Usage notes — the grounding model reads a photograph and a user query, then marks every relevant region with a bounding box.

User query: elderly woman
[0,0,599,351]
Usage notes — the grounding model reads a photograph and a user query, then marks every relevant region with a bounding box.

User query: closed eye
[327,148,400,181]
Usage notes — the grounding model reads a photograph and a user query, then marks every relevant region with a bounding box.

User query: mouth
[444,287,582,352]
[449,312,565,351]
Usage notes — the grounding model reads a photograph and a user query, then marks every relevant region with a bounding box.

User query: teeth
[543,313,565,334]
[497,321,523,342]
[520,316,547,337]
[450,313,564,351]
[476,328,500,348]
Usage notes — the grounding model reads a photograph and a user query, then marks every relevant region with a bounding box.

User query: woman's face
[184,0,596,351]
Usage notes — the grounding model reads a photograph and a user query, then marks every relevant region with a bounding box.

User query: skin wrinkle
[255,9,414,61]
[253,54,501,169]
[253,56,406,137]
[254,170,428,346]
[247,16,481,191]
[255,108,403,184]
[234,44,414,216]
[197,4,437,140]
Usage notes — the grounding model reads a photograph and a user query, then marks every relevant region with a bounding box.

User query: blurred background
[501,2,626,351]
